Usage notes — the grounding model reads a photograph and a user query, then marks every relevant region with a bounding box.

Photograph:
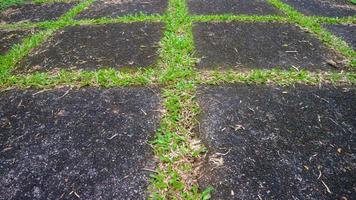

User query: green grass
[311,16,356,24]
[0,0,25,10]
[0,14,162,31]
[148,0,213,198]
[32,0,79,3]
[0,68,156,89]
[197,69,356,86]
[191,14,288,23]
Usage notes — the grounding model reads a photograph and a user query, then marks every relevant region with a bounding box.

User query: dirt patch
[193,22,344,71]
[197,84,356,200]
[324,24,356,50]
[76,0,168,20]
[0,87,162,199]
[17,22,164,73]
[0,2,77,24]
[0,29,35,55]
[282,0,356,17]
[188,0,283,15]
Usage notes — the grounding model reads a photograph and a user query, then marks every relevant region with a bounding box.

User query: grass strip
[311,16,356,24]
[3,68,354,90]
[191,14,288,22]
[32,0,80,3]
[0,22,44,30]
[0,68,156,90]
[59,0,94,22]
[149,0,213,199]
[0,14,162,30]
[0,0,25,10]
[64,14,163,26]
[196,69,356,86]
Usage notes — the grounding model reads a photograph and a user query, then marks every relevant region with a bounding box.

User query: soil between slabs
[0,29,35,55]
[193,22,344,71]
[0,87,162,199]
[197,84,356,200]
[324,24,356,50]
[76,0,168,20]
[188,0,283,15]
[0,2,77,24]
[17,22,164,73]
[282,0,356,18]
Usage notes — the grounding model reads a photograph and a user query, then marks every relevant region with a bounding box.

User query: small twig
[120,174,131,181]
[141,109,147,115]
[57,88,72,99]
[247,107,255,113]
[108,133,118,140]
[313,94,329,103]
[142,168,158,173]
[74,192,80,198]
[321,180,332,194]
[17,99,24,108]
[32,89,51,96]
[1,147,12,153]
[69,191,80,198]
[209,165,224,172]
[309,153,318,162]
[317,169,322,180]
[291,65,300,71]
[215,149,231,156]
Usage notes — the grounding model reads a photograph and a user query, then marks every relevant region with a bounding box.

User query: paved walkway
[0,0,355,199]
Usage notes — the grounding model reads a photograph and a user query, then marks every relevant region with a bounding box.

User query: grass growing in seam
[149,0,212,199]
[196,69,356,86]
[0,68,156,89]
[0,0,25,10]
[0,13,162,30]
[70,14,163,26]
[0,22,43,30]
[191,14,288,23]
[268,0,356,68]
[32,0,80,3]
[58,0,94,22]
[311,16,356,24]
[0,0,94,85]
